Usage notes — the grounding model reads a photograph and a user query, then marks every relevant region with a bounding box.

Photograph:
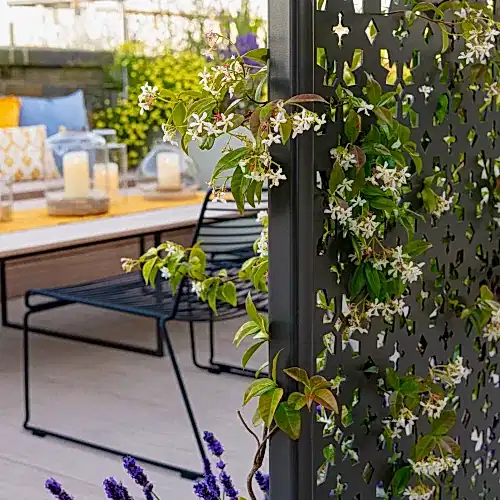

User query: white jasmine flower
[138,81,158,114]
[268,166,287,187]
[433,193,453,218]
[161,124,179,147]
[420,396,448,419]
[483,310,500,342]
[198,67,212,87]
[350,195,367,209]
[314,113,327,132]
[191,281,203,298]
[270,112,288,133]
[357,102,374,116]
[160,267,171,280]
[216,113,235,133]
[419,85,434,99]
[188,112,209,136]
[263,133,282,147]
[403,484,435,500]
[336,178,354,197]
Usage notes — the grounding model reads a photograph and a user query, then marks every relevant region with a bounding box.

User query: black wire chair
[22,189,268,479]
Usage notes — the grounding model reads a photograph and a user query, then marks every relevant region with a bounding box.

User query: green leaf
[243,378,276,405]
[274,403,301,440]
[441,25,450,53]
[231,167,245,213]
[252,407,263,427]
[413,435,437,461]
[272,350,283,383]
[255,361,269,378]
[142,256,158,286]
[408,151,423,174]
[246,293,261,325]
[374,107,393,125]
[365,265,381,298]
[400,377,421,396]
[438,436,461,458]
[350,145,366,169]
[480,285,494,301]
[345,110,361,143]
[221,282,237,307]
[431,410,456,436]
[207,282,219,312]
[365,73,382,105]
[389,391,404,418]
[386,368,400,390]
[234,321,261,347]
[369,196,397,211]
[284,367,310,386]
[361,186,391,198]
[245,180,257,208]
[364,143,391,156]
[187,97,216,120]
[412,1,443,15]
[350,264,366,297]
[391,466,411,496]
[211,147,249,182]
[329,162,345,193]
[403,239,432,257]
[244,48,269,63]
[288,392,307,410]
[259,387,284,427]
[259,101,278,122]
[242,340,267,368]
[172,101,187,128]
[285,93,328,105]
[313,388,339,413]
[249,108,261,137]
[280,119,292,144]
[421,186,438,214]
[363,124,380,145]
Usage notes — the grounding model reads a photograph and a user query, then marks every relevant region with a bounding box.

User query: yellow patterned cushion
[0,125,59,181]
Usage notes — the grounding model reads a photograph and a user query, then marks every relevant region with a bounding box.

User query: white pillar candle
[157,152,182,190]
[93,162,120,197]
[63,151,89,199]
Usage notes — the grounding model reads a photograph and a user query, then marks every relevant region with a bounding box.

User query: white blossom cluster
[420,395,448,419]
[291,109,326,138]
[186,111,235,142]
[325,203,382,240]
[403,484,435,500]
[198,57,244,99]
[330,146,358,170]
[255,211,269,258]
[138,82,159,115]
[455,8,499,65]
[366,298,407,322]
[431,357,472,388]
[418,85,434,100]
[432,192,453,218]
[368,162,411,195]
[190,280,203,298]
[409,455,461,477]
[383,407,419,439]
[483,308,500,342]
[389,246,425,285]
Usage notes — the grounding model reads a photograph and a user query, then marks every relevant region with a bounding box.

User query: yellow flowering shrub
[92,43,209,167]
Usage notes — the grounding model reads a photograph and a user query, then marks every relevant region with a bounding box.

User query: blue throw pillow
[19,90,88,137]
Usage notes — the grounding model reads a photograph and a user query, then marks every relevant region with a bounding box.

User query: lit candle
[63,151,89,199]
[157,152,181,190]
[94,162,120,197]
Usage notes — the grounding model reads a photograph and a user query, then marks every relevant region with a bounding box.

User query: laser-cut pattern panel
[311,1,500,498]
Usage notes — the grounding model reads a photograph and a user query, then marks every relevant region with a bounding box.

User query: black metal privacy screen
[268,0,500,498]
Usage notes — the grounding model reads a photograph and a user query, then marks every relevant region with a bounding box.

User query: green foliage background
[92,43,208,168]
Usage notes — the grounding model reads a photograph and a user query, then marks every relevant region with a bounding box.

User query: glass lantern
[138,143,201,200]
[0,172,13,222]
[92,128,118,144]
[44,130,114,216]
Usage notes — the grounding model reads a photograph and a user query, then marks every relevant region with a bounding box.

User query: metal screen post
[268,1,316,499]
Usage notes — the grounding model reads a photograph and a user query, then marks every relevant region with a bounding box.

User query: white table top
[0,203,203,259]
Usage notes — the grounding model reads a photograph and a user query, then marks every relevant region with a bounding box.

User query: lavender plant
[125,2,500,498]
[45,432,268,500]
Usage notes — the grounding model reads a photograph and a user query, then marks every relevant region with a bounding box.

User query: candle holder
[93,142,128,202]
[44,130,110,216]
[138,143,201,201]
[0,173,13,222]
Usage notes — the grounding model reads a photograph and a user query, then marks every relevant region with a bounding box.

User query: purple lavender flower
[193,480,217,500]
[203,431,224,457]
[236,33,262,71]
[122,456,154,499]
[103,477,133,500]
[203,457,220,498]
[219,470,239,500]
[255,471,270,494]
[45,478,74,500]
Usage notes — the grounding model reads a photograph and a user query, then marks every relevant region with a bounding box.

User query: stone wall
[0,47,119,116]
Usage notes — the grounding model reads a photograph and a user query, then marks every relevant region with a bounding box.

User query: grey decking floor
[0,298,266,499]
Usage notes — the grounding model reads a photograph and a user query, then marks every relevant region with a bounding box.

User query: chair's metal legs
[159,319,207,465]
[22,308,203,480]
[188,321,265,378]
